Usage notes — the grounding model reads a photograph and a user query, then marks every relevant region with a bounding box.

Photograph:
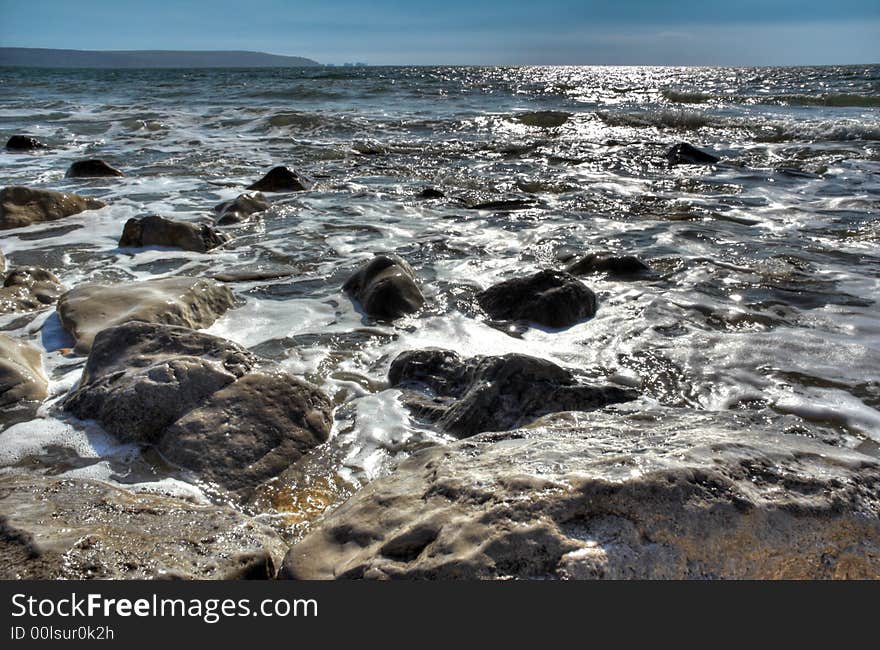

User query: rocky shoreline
[2,137,879,580]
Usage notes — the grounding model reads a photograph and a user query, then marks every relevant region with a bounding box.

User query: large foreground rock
[119,215,230,252]
[0,186,105,230]
[389,349,636,437]
[343,254,424,320]
[0,475,285,579]
[57,276,235,352]
[247,166,314,192]
[282,409,880,579]
[477,269,596,328]
[0,334,48,407]
[64,322,333,492]
[0,267,64,313]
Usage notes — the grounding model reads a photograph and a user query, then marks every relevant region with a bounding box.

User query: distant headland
[0,47,320,68]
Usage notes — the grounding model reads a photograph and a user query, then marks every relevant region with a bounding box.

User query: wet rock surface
[119,214,231,252]
[477,269,597,328]
[564,253,652,277]
[0,474,286,579]
[666,142,720,165]
[57,276,235,353]
[0,334,48,407]
[343,254,425,320]
[214,192,270,225]
[5,135,46,151]
[64,322,333,492]
[65,159,124,178]
[0,186,105,230]
[282,408,880,580]
[247,166,314,192]
[389,349,637,437]
[0,266,64,313]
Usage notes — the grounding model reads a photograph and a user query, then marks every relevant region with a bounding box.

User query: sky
[1,0,879,66]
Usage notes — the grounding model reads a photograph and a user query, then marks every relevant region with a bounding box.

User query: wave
[598,109,712,131]
[662,90,880,108]
[661,90,714,104]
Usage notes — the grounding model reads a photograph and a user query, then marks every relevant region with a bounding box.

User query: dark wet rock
[515,111,572,128]
[119,215,231,252]
[214,192,270,225]
[0,186,106,230]
[0,474,286,579]
[343,254,425,320]
[389,349,636,437]
[564,253,651,278]
[159,371,333,491]
[281,408,880,580]
[5,135,46,151]
[477,269,597,329]
[0,334,48,407]
[65,159,124,178]
[57,277,235,353]
[465,198,536,211]
[64,322,255,442]
[0,267,64,313]
[63,322,333,492]
[247,166,313,192]
[417,188,445,199]
[666,143,720,165]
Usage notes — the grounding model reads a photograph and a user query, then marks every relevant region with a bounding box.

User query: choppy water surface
[1,65,879,536]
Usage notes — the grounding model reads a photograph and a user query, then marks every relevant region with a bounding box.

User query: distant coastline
[0,47,320,68]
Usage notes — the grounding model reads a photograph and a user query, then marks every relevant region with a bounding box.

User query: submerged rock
[5,135,46,151]
[389,349,636,437]
[64,322,333,492]
[65,159,124,178]
[515,111,572,128]
[343,254,424,320]
[119,215,231,252]
[281,408,880,580]
[214,192,270,225]
[666,142,720,165]
[0,186,106,230]
[417,187,445,200]
[247,166,313,192]
[0,267,64,313]
[57,277,235,353]
[0,475,285,579]
[564,253,651,278]
[0,334,48,407]
[477,269,596,328]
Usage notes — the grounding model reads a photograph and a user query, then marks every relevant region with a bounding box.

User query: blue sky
[1,0,878,65]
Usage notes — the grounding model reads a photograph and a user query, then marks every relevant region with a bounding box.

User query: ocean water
[1,65,879,533]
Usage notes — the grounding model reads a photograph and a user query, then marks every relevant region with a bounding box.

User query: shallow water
[1,65,879,535]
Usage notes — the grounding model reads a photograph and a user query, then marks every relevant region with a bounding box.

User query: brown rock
[0,186,105,230]
[0,334,48,407]
[247,166,313,192]
[0,267,64,313]
[65,159,124,178]
[119,215,230,252]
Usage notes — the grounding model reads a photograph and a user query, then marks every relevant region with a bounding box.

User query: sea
[1,65,878,535]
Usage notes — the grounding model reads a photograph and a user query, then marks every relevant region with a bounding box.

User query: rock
[343,254,425,320]
[64,322,332,492]
[0,267,64,313]
[64,322,255,442]
[666,143,720,165]
[159,371,333,491]
[57,277,235,353]
[247,166,313,192]
[119,215,231,252]
[389,349,636,437]
[466,198,535,211]
[0,334,48,407]
[0,186,106,230]
[477,270,597,328]
[214,192,270,225]
[515,111,571,128]
[0,250,4,271]
[280,408,880,580]
[0,475,285,579]
[417,188,445,200]
[5,135,46,151]
[565,253,651,278]
[65,159,124,178]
